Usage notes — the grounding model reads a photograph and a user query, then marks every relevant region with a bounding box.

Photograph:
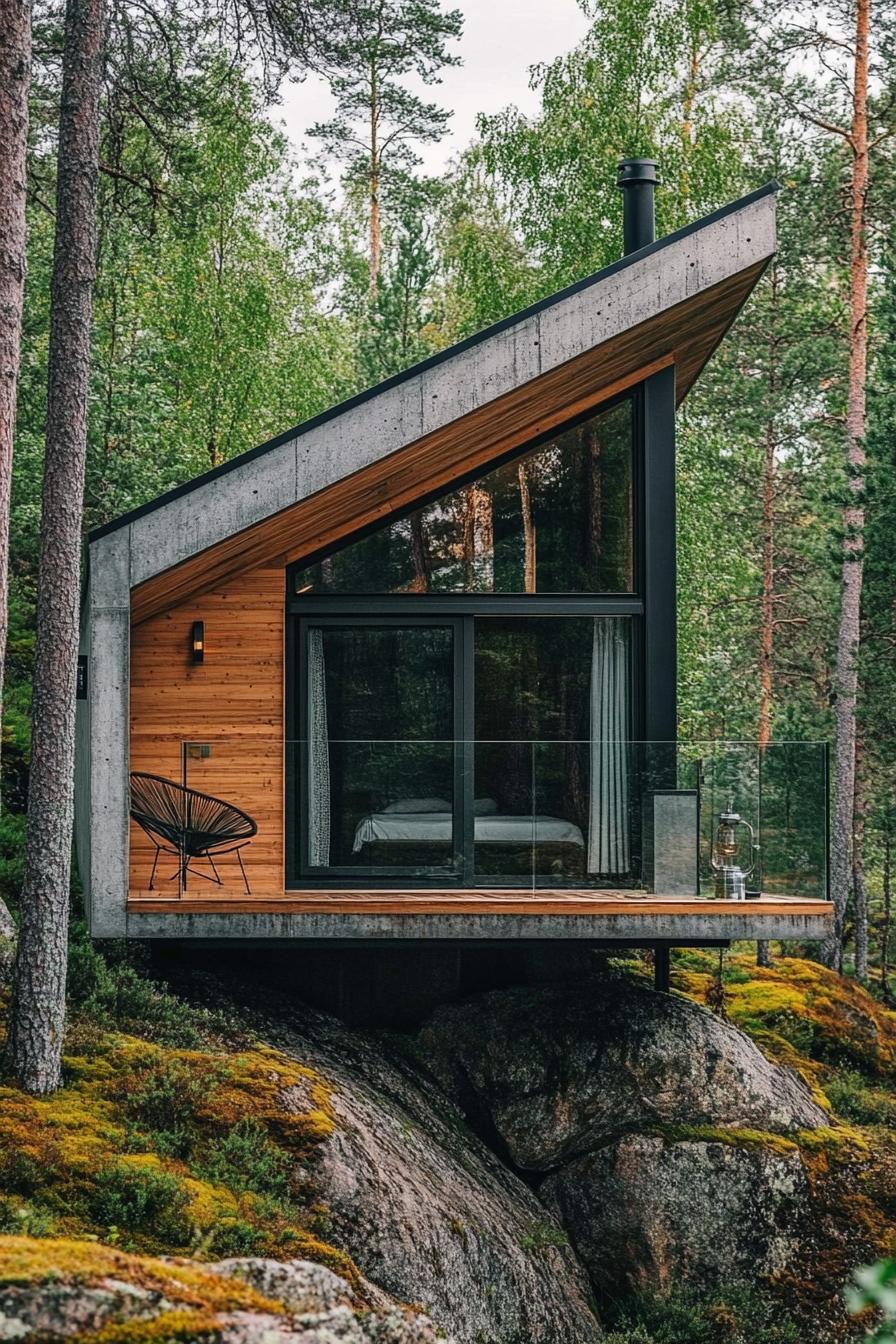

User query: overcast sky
[275,0,591,173]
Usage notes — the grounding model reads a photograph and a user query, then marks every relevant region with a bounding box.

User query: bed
[352,810,585,852]
[350,797,586,877]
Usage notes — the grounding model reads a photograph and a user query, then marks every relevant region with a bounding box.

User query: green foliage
[848,1261,896,1343]
[477,0,746,293]
[602,1284,800,1343]
[121,1056,228,1159]
[309,0,463,194]
[0,1199,56,1238]
[198,1118,292,1200]
[825,1070,896,1128]
[89,1162,192,1244]
[66,923,243,1050]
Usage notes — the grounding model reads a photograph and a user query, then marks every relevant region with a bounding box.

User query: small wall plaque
[76,656,88,700]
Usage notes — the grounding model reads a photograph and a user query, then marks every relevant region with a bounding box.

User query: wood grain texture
[126,890,832,917]
[131,264,766,625]
[128,566,285,895]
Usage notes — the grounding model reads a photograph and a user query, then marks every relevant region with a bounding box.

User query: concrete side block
[74,604,92,914]
[88,606,130,938]
[692,198,776,294]
[88,527,131,609]
[692,213,742,292]
[128,439,298,585]
[537,271,629,371]
[123,907,832,943]
[740,194,777,259]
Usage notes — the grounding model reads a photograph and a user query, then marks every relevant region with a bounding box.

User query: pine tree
[7,0,105,1093]
[310,0,462,291]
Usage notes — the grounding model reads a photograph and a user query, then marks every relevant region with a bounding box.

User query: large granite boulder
[417,977,829,1302]
[258,1007,601,1344]
[541,1134,813,1296]
[419,978,828,1170]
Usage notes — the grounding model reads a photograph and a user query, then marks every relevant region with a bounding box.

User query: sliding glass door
[297,620,461,878]
[474,617,631,882]
[293,614,633,887]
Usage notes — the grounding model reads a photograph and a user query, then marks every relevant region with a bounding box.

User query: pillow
[474,797,498,816]
[382,797,451,814]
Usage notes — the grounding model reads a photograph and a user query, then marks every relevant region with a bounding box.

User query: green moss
[0,985,353,1280]
[673,951,896,1078]
[0,1235,284,1313]
[519,1220,569,1252]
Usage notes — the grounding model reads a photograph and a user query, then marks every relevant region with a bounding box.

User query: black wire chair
[129,772,258,894]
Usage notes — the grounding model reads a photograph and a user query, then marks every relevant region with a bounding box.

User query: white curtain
[587,617,631,876]
[307,628,331,867]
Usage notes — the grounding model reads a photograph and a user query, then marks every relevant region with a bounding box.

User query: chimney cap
[617,157,659,188]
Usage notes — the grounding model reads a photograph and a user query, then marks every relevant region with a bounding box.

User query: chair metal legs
[235,846,251,895]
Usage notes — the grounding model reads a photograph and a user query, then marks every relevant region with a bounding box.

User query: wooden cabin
[75,163,832,957]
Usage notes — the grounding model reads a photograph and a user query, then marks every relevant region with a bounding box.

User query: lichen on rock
[0,1239,445,1342]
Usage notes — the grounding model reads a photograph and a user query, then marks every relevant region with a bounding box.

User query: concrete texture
[122,908,831,943]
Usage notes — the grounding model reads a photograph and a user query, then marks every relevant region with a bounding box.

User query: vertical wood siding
[128,566,284,895]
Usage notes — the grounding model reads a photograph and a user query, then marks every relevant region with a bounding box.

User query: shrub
[602,1285,800,1344]
[208,1218,265,1256]
[121,1056,227,1159]
[67,922,240,1049]
[825,1069,896,1127]
[89,1162,192,1245]
[0,1198,55,1237]
[199,1118,291,1200]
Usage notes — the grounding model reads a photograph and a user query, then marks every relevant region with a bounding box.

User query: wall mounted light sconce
[191,620,205,664]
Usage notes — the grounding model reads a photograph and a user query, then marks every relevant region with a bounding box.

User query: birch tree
[771,0,880,969]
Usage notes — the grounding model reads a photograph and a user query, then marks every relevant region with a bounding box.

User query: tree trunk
[409,511,429,592]
[518,461,536,593]
[0,0,31,935]
[853,733,869,981]
[680,39,699,206]
[882,820,892,1001]
[756,267,779,971]
[825,0,870,970]
[586,426,602,581]
[0,0,31,732]
[368,59,380,293]
[6,0,105,1095]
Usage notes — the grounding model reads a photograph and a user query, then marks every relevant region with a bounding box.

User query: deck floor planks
[127,890,831,918]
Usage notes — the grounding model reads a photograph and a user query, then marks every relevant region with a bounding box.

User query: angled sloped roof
[89,182,777,623]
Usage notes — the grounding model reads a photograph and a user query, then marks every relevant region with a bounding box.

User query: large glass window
[291,398,633,596]
[297,616,632,885]
[303,623,457,873]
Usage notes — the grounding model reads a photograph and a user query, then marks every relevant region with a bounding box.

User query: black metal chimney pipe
[617,157,658,254]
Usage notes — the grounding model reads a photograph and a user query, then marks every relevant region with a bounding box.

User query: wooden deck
[127,890,830,918]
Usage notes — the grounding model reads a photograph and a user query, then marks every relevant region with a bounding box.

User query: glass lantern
[710,800,759,900]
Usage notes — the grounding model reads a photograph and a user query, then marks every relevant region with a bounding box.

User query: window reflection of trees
[293,399,633,595]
